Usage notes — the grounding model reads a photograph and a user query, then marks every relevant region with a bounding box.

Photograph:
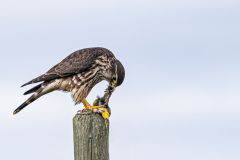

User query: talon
[104,119,109,127]
[82,98,104,109]
[81,98,111,124]
[99,107,110,127]
[102,110,110,120]
[91,105,105,109]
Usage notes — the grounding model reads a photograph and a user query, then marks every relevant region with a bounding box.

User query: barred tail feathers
[23,84,42,95]
[14,80,60,114]
[13,92,41,115]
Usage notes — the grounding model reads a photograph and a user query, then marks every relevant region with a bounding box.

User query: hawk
[13,47,125,120]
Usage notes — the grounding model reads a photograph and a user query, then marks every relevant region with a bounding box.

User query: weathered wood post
[73,110,109,160]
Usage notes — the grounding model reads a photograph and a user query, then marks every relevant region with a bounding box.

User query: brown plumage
[13,47,125,114]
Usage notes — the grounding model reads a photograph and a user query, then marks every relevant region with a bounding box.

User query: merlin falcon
[13,47,125,121]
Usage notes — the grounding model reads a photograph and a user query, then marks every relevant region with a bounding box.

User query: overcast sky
[1,0,240,160]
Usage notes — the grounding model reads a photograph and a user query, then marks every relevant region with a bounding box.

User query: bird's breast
[59,67,104,104]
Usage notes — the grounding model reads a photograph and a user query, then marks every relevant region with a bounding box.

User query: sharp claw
[81,98,110,126]
[104,119,109,127]
[101,110,110,120]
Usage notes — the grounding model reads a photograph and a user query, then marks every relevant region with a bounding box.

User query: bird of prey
[13,47,125,120]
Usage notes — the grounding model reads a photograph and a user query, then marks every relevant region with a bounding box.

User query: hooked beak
[110,79,117,88]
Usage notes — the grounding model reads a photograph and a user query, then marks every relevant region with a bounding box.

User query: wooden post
[73,111,109,160]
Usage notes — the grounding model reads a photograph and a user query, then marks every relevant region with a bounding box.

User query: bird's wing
[22,48,102,87]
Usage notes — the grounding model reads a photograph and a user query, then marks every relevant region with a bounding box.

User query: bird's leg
[81,98,111,125]
[81,98,105,109]
[91,84,115,126]
[92,101,111,127]
[92,97,111,122]
[80,84,115,126]
[81,98,93,109]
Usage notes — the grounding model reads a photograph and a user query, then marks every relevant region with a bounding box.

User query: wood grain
[73,111,109,160]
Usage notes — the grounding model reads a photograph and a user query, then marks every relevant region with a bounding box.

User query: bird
[13,47,125,120]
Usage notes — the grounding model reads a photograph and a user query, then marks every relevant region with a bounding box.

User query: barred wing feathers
[21,48,103,87]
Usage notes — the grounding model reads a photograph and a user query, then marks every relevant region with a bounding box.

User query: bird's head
[110,59,125,88]
[98,59,125,106]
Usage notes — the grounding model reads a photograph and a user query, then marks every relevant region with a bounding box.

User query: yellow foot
[96,107,110,127]
[81,98,110,127]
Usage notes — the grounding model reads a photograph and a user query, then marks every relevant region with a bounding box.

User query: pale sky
[1,0,240,160]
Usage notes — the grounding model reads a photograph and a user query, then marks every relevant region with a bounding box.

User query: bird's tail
[23,84,42,95]
[13,83,47,115]
[13,80,59,115]
[13,89,44,115]
[13,93,40,115]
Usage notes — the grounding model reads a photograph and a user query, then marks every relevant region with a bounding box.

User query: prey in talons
[13,47,125,128]
[79,84,115,127]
